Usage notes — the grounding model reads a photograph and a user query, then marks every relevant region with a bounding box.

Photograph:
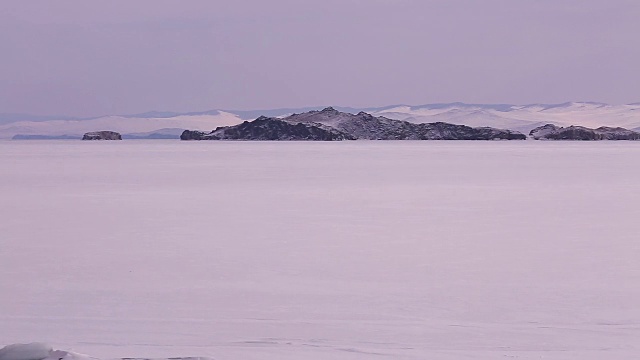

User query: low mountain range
[3,102,640,140]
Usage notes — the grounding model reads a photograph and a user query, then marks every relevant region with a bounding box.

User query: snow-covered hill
[3,102,640,139]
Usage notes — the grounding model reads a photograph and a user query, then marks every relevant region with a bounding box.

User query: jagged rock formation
[288,107,526,140]
[82,131,122,140]
[181,107,526,141]
[529,124,640,140]
[181,116,354,141]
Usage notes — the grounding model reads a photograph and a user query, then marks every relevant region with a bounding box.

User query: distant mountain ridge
[3,102,640,139]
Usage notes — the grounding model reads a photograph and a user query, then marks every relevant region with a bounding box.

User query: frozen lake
[1,140,639,360]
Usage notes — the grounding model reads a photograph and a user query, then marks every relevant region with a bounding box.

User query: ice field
[1,141,640,360]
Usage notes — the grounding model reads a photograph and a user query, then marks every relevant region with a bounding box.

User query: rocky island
[82,131,122,140]
[181,107,526,141]
[529,124,640,140]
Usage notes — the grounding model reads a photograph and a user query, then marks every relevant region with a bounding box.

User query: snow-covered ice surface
[1,141,640,360]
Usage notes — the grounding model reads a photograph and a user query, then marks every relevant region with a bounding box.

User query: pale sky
[1,0,639,117]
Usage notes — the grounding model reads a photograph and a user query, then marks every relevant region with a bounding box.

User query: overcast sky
[1,0,639,117]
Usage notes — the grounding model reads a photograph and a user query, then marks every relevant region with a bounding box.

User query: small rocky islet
[82,131,122,140]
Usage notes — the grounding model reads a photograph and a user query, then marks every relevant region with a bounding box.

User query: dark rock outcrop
[416,123,526,140]
[82,131,122,140]
[180,129,218,140]
[528,124,560,139]
[530,124,640,140]
[181,117,355,141]
[181,108,527,141]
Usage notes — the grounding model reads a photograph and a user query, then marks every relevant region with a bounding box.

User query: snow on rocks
[181,108,527,141]
[283,107,527,140]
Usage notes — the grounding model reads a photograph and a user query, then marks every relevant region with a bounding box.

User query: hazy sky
[2,0,639,117]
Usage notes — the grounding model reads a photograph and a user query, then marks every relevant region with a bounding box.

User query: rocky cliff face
[82,131,122,140]
[530,124,640,140]
[181,107,527,141]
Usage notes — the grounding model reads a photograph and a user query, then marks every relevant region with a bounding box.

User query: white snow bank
[42,351,95,360]
[0,344,53,360]
[0,345,96,360]
[0,345,210,360]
